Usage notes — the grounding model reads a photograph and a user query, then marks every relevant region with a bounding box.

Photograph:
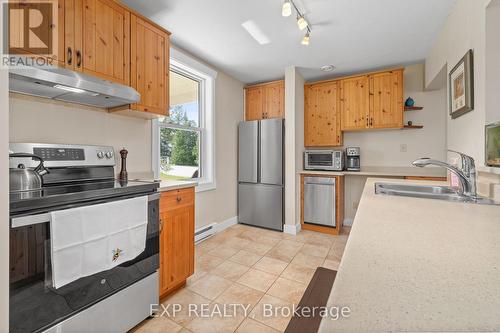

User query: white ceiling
[122,0,456,84]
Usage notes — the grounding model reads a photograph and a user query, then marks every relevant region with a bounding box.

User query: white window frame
[152,47,217,192]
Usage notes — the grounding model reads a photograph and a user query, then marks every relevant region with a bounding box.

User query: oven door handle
[11,192,160,228]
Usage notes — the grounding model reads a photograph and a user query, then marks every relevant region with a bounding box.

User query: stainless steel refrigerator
[238,118,284,231]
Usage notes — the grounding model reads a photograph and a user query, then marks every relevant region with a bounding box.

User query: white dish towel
[50,196,148,289]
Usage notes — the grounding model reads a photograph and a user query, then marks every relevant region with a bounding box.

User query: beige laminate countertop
[300,166,447,178]
[132,179,197,192]
[319,178,500,332]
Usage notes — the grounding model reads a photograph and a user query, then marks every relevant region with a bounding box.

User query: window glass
[162,71,199,127]
[160,127,200,180]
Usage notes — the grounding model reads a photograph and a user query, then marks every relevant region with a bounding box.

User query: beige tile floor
[131,224,350,333]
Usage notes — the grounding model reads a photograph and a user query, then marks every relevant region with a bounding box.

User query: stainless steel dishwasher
[303,176,336,227]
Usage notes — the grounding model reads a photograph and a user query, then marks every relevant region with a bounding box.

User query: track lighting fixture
[301,31,310,45]
[281,0,312,44]
[282,0,292,17]
[297,15,308,30]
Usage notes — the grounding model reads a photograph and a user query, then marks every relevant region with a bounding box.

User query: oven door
[9,193,159,333]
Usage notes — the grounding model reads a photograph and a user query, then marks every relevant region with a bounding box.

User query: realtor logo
[7,1,54,55]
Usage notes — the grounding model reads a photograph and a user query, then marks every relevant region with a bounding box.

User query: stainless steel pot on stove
[9,153,49,192]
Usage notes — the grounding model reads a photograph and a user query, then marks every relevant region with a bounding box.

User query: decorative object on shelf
[405,97,415,107]
[407,120,413,126]
[281,0,312,45]
[449,49,474,119]
[404,106,423,111]
[119,148,128,182]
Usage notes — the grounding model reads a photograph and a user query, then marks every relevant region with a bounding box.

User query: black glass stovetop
[10,179,159,216]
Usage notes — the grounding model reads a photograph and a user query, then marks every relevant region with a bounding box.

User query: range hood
[9,66,140,108]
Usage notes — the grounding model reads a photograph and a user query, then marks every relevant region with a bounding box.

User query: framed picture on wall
[449,49,474,119]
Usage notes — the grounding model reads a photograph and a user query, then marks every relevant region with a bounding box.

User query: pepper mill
[119,148,128,182]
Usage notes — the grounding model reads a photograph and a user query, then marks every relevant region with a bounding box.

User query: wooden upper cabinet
[340,75,370,131]
[80,0,130,85]
[245,80,284,120]
[368,69,403,129]
[130,15,170,115]
[304,82,342,147]
[263,81,285,119]
[245,86,264,121]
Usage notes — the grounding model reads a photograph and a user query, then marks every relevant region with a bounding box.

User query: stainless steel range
[9,143,160,333]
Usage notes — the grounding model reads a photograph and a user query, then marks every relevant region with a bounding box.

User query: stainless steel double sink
[375,183,499,205]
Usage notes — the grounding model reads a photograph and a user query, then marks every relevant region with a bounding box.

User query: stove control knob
[105,151,113,159]
[97,151,104,159]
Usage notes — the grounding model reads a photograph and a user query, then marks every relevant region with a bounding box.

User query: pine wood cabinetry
[368,70,403,129]
[62,0,130,84]
[340,69,404,131]
[245,80,284,120]
[340,75,370,131]
[80,0,130,84]
[159,187,195,298]
[129,15,170,116]
[304,68,404,146]
[304,81,342,147]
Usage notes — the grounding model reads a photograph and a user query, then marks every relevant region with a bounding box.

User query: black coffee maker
[346,147,360,171]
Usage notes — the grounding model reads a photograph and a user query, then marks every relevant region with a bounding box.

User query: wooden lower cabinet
[300,174,344,236]
[159,187,195,298]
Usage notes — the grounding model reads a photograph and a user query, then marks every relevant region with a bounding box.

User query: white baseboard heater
[195,223,217,243]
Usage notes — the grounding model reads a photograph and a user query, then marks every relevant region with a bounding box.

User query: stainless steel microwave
[304,150,344,171]
[486,122,500,167]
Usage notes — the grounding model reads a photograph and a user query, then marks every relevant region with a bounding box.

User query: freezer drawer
[303,177,336,227]
[238,183,283,231]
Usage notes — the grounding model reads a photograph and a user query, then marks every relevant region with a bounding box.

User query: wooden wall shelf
[404,106,424,111]
[403,125,424,129]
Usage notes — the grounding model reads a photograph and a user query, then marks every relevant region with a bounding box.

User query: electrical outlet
[400,143,407,152]
[352,202,358,210]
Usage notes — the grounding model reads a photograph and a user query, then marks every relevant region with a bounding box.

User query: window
[153,48,217,191]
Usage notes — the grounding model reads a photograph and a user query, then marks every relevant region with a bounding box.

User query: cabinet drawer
[160,187,195,212]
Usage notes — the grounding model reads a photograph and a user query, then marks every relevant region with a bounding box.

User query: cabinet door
[164,205,194,291]
[304,82,342,147]
[245,86,264,121]
[159,188,195,297]
[130,15,169,115]
[369,70,403,129]
[263,81,285,119]
[80,0,130,84]
[340,76,369,131]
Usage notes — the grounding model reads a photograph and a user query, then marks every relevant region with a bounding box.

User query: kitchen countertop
[319,178,500,332]
[300,166,447,178]
[131,179,197,192]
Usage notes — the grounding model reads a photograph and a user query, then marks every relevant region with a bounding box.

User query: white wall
[284,66,297,230]
[343,63,447,166]
[486,0,500,124]
[0,5,9,330]
[425,0,491,165]
[9,94,153,175]
[294,70,305,227]
[195,70,243,229]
